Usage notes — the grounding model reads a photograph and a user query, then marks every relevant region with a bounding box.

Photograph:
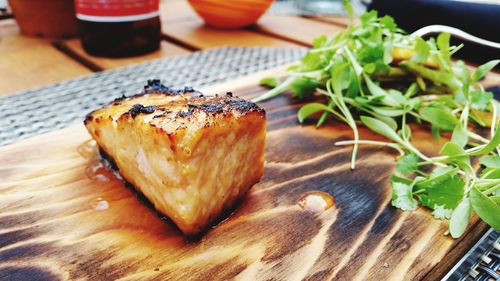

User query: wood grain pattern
[0,72,489,280]
[160,0,199,24]
[309,16,358,27]
[0,19,92,96]
[256,16,344,46]
[59,39,191,70]
[159,0,302,49]
[162,19,300,49]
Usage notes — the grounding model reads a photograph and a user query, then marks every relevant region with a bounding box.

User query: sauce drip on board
[89,197,109,211]
[85,160,111,183]
[78,139,117,183]
[77,139,98,159]
[298,191,334,212]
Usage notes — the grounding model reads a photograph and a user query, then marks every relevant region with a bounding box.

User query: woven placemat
[0,47,306,146]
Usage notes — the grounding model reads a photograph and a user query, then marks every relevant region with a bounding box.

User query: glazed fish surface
[84,80,266,236]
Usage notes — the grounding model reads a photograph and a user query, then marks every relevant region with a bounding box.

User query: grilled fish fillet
[84,80,266,236]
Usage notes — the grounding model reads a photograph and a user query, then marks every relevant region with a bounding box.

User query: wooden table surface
[0,0,342,96]
[0,1,499,280]
[1,0,499,97]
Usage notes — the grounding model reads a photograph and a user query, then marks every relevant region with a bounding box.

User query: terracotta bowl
[188,0,274,29]
[9,0,78,38]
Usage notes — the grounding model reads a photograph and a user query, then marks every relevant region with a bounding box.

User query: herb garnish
[254,1,499,237]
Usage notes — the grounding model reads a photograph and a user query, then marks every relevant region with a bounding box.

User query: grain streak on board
[387,221,442,279]
[352,213,409,280]
[0,72,490,280]
[327,192,393,280]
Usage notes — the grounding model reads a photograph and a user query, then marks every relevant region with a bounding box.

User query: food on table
[84,80,266,236]
[255,3,500,238]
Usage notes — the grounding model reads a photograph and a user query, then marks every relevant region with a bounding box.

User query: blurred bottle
[74,0,161,57]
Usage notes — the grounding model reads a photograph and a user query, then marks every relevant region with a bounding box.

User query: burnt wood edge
[423,220,489,280]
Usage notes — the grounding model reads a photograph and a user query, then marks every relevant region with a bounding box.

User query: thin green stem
[460,103,470,128]
[491,100,498,136]
[252,77,295,103]
[335,140,405,155]
[476,179,500,188]
[415,169,429,178]
[483,184,500,195]
[413,189,426,195]
[327,79,359,169]
[467,131,489,144]
[404,141,433,162]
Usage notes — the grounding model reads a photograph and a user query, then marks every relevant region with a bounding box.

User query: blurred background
[0,0,498,63]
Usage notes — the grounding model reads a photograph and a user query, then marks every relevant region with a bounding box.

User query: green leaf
[401,124,412,140]
[360,116,403,143]
[470,90,493,110]
[387,89,408,105]
[412,37,430,63]
[391,180,418,211]
[479,155,500,168]
[437,32,451,60]
[370,107,405,117]
[358,43,385,66]
[376,115,398,131]
[380,15,397,32]
[312,35,327,48]
[451,125,468,148]
[360,10,378,25]
[440,141,466,157]
[431,125,441,143]
[346,67,360,98]
[418,174,465,210]
[470,186,500,229]
[259,77,279,88]
[440,142,470,167]
[416,166,458,188]
[344,47,363,75]
[383,42,393,64]
[473,59,500,82]
[419,105,458,131]
[449,198,472,238]
[480,168,500,179]
[396,153,419,175]
[432,205,453,220]
[333,63,353,91]
[290,77,319,98]
[363,63,376,74]
[469,125,500,156]
[364,74,386,97]
[299,52,325,72]
[342,0,354,23]
[298,103,334,123]
[435,33,452,72]
[455,60,471,98]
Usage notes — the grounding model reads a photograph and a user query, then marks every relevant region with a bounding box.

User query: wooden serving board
[0,70,489,281]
